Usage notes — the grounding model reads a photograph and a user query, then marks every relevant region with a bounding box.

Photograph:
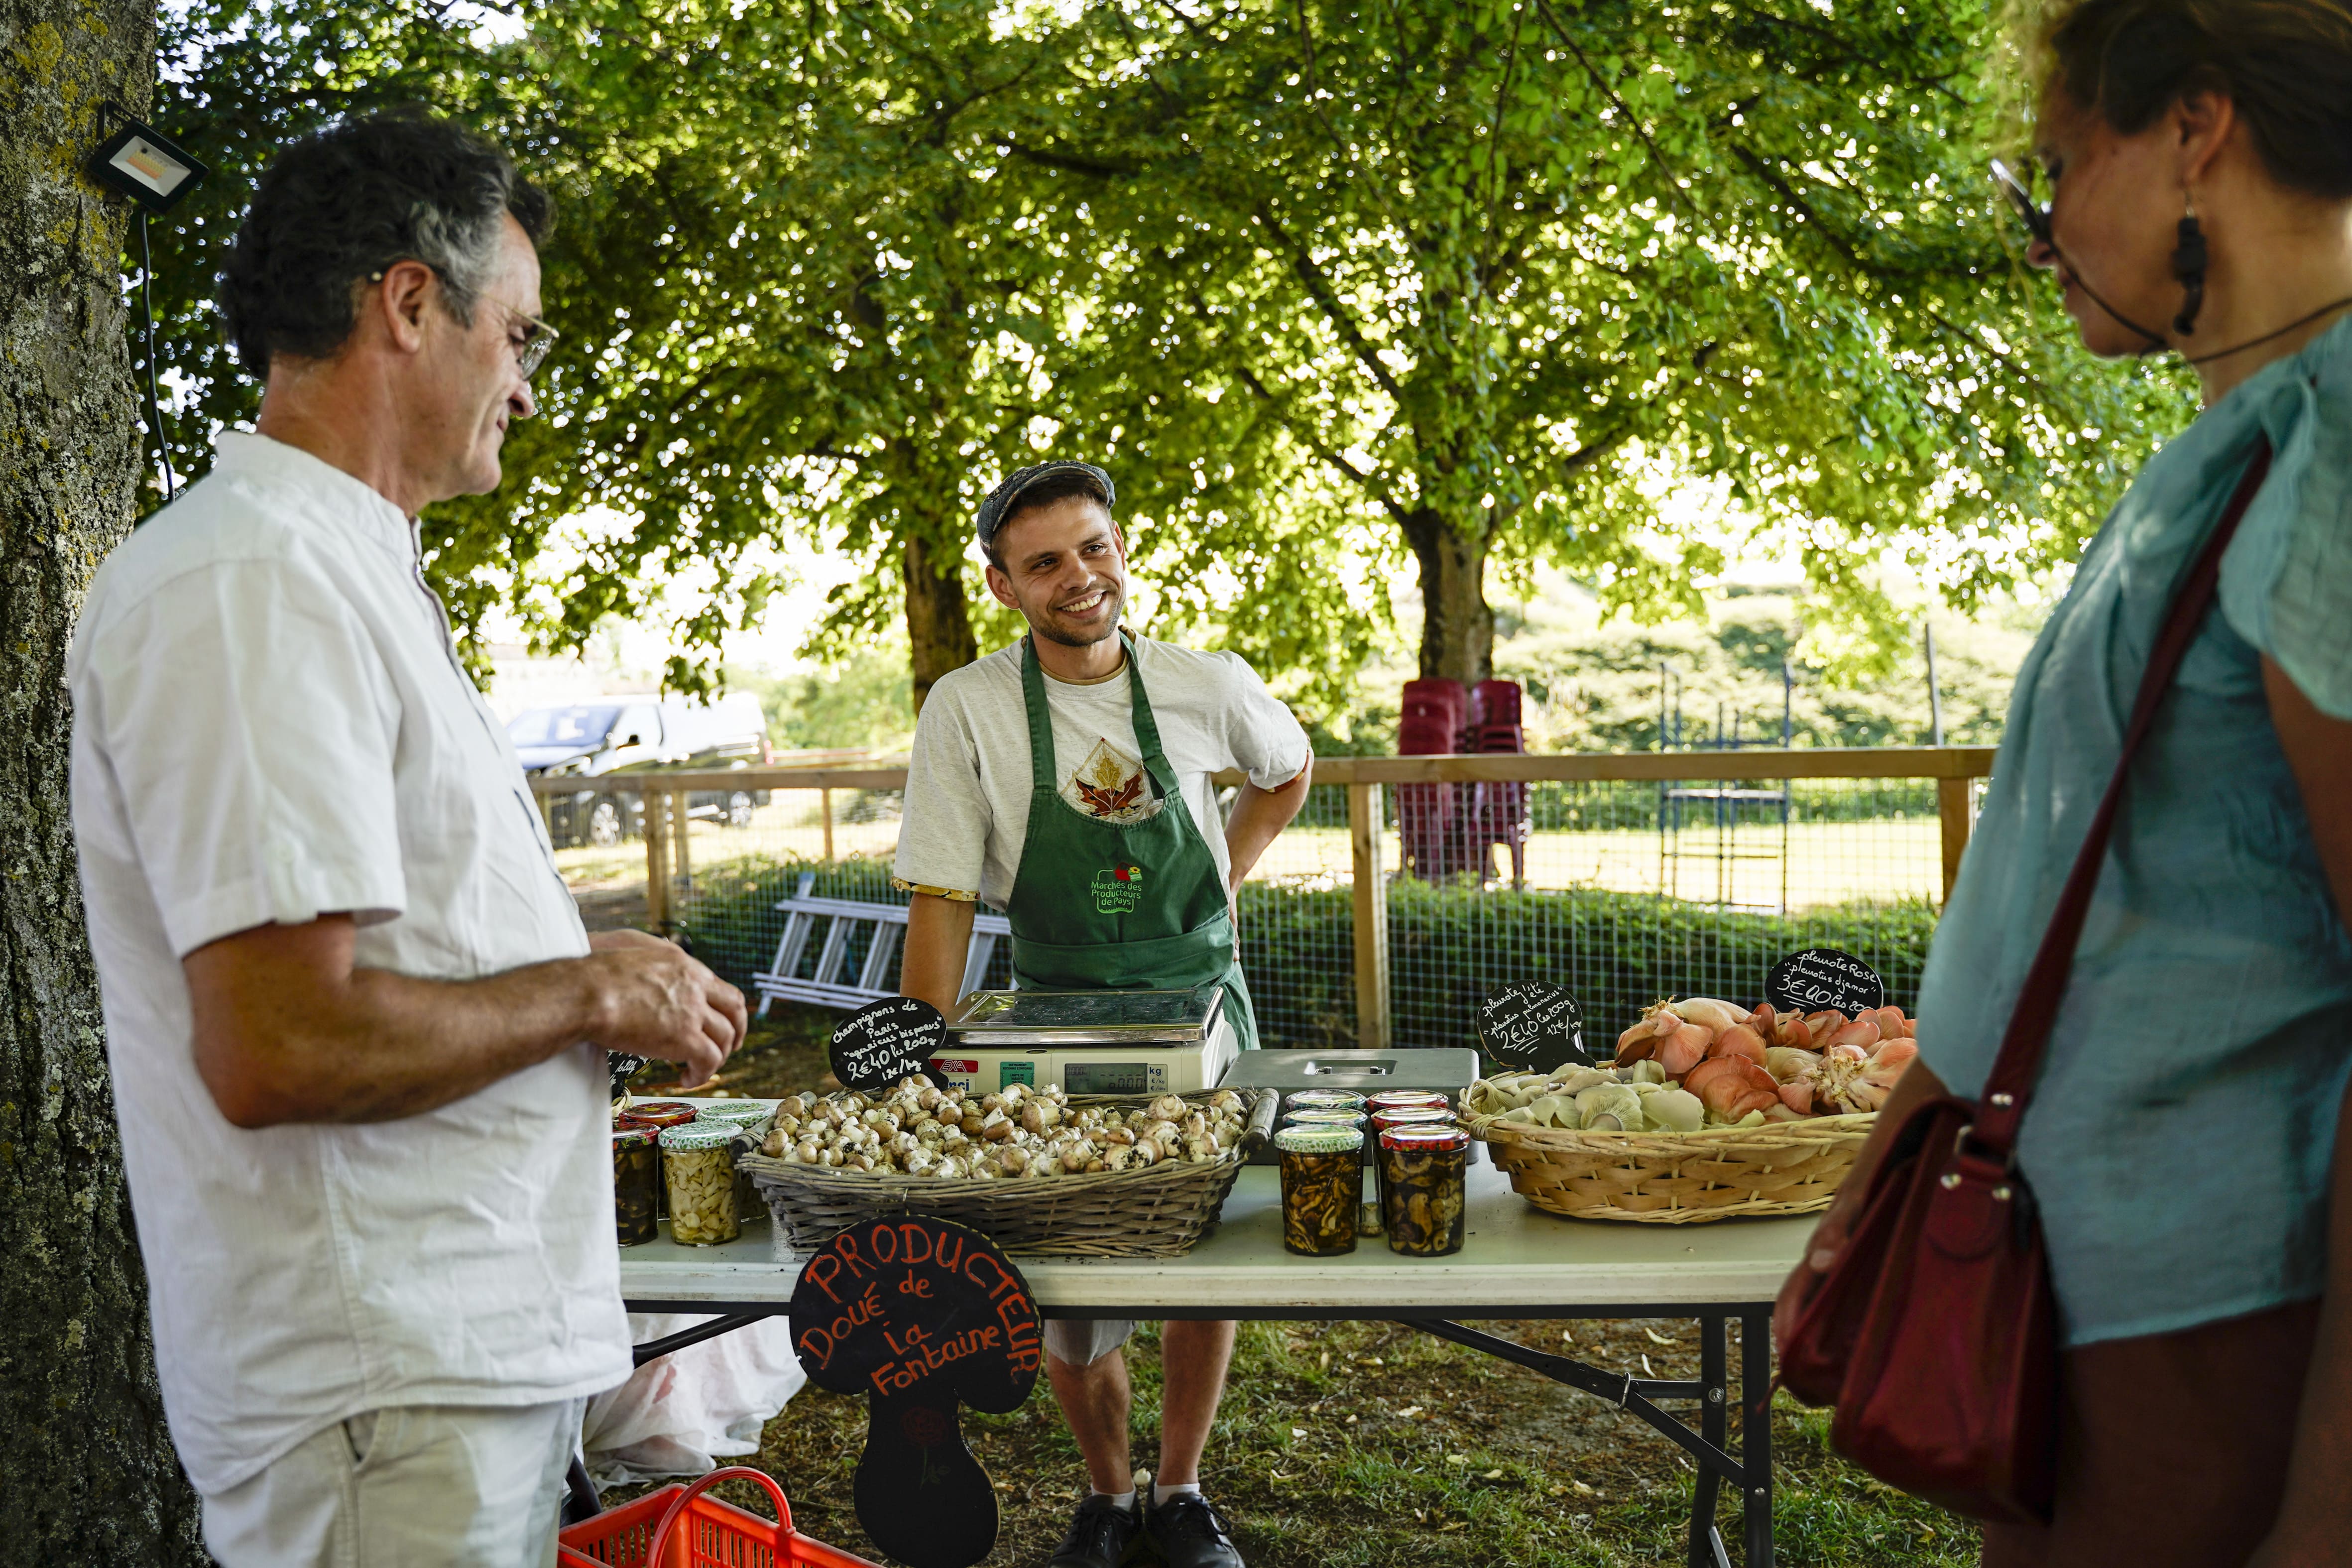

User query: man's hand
[187,915,744,1127]
[584,931,746,1086]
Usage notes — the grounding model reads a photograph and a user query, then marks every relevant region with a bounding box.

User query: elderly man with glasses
[67,110,745,1565]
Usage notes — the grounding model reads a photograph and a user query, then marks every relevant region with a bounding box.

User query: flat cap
[976,461,1116,549]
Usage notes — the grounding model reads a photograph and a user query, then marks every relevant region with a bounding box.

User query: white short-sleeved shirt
[892,636,1311,910]
[67,432,630,1496]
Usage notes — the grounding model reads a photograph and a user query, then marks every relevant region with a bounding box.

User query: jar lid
[1289,1089,1366,1111]
[1380,1125,1470,1152]
[1282,1109,1367,1128]
[627,1101,701,1127]
[659,1123,738,1151]
[1370,1106,1455,1130]
[612,1125,657,1149]
[1274,1125,1364,1154]
[695,1100,770,1125]
[1366,1090,1449,1110]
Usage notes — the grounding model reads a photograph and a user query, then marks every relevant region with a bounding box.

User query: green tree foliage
[1044,0,2194,686]
[139,0,2189,716]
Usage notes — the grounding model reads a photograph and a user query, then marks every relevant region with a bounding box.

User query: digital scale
[931,985,1239,1097]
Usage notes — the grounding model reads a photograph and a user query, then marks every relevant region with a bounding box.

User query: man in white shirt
[68,112,744,1566]
[894,462,1312,1568]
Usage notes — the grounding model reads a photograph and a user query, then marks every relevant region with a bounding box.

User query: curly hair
[2043,0,2352,198]
[220,108,551,376]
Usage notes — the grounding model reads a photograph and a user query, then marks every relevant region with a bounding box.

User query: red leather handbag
[1776,440,2274,1524]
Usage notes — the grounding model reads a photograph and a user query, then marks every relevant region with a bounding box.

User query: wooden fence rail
[530,746,1995,1049]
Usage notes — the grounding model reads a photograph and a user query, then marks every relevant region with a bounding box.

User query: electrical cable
[136,209,174,503]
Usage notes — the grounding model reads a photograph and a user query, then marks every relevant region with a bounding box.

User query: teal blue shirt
[1917,317,2352,1348]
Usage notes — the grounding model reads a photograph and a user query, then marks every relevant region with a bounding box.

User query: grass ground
[619,1013,1978,1567]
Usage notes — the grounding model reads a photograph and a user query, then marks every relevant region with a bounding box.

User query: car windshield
[507,705,621,748]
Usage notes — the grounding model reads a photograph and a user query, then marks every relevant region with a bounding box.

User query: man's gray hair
[222,109,551,376]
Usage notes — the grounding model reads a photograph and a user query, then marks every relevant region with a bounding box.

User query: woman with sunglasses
[1776,2,2352,1563]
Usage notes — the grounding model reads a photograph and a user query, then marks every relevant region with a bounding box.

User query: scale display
[1063,1061,1166,1096]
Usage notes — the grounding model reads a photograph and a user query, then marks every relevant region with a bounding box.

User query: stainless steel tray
[946,984,1226,1045]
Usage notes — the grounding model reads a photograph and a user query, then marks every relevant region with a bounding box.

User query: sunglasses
[1989,159,2052,246]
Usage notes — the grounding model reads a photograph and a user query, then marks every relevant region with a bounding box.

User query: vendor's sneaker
[1148,1491,1244,1568]
[1047,1493,1143,1568]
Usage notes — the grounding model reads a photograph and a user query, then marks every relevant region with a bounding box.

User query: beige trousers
[201,1398,587,1568]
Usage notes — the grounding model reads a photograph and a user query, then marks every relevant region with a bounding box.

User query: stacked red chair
[1398,679,1468,880]
[1471,679,1530,884]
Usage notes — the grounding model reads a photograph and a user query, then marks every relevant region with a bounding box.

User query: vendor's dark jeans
[1980,1298,2319,1568]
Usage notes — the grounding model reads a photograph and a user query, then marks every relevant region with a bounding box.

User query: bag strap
[1970,438,2274,1155]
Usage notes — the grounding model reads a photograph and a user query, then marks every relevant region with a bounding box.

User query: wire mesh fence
[542,753,1986,1051]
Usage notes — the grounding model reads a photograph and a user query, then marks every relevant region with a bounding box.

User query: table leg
[1689,1313,1728,1568]
[1743,1309,1774,1568]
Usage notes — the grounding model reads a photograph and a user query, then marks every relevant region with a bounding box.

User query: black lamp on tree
[85,108,208,503]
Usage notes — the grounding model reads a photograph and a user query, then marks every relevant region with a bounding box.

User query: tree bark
[903,529,977,715]
[0,1,208,1560]
[1399,505,1496,686]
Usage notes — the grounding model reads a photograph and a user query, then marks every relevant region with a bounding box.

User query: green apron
[1005,632,1259,1050]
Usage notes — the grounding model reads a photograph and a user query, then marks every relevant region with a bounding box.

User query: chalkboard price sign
[1766,949,1886,1017]
[789,1216,1042,1568]
[1475,982,1587,1072]
[831,996,948,1092]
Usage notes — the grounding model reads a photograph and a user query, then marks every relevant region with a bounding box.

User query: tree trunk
[1399,505,1496,686]
[903,530,976,716]
[0,2,208,1561]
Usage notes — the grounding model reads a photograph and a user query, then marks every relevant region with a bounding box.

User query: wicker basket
[734,1088,1278,1257]
[1470,1112,1875,1223]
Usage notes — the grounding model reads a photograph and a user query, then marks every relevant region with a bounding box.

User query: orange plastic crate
[559,1466,883,1568]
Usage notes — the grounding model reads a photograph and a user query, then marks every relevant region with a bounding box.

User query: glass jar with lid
[1274,1125,1362,1256]
[659,1124,741,1245]
[1379,1125,1470,1257]
[612,1126,660,1246]
[1367,1107,1456,1228]
[697,1101,771,1224]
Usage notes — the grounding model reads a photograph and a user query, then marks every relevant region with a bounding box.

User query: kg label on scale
[831,996,948,1092]
[1766,948,1885,1016]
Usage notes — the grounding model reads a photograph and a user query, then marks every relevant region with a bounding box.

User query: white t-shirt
[67,432,630,1496]
[893,636,1311,910]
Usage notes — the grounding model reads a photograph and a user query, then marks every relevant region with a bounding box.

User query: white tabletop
[619,1161,1810,1315]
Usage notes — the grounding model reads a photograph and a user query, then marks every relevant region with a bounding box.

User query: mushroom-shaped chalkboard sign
[789,1216,1041,1568]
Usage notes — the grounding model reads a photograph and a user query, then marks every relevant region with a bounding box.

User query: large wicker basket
[1471,1112,1875,1223]
[734,1088,1278,1257]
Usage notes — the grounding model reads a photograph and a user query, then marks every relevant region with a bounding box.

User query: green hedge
[672,854,1939,1051]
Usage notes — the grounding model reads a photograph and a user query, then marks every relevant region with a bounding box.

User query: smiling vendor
[895,461,1310,1568]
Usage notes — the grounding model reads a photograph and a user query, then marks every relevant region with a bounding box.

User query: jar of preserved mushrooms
[612,1126,660,1246]
[697,1101,771,1223]
[1366,1107,1456,1230]
[1275,1125,1361,1257]
[1380,1125,1469,1257]
[1288,1089,1367,1117]
[624,1101,700,1128]
[659,1123,741,1246]
[1366,1089,1450,1115]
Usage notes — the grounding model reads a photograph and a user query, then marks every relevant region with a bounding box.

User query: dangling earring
[2172,194,2208,336]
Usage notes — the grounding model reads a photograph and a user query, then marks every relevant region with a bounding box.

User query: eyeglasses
[366,265,559,377]
[489,297,559,377]
[1989,158,2052,246]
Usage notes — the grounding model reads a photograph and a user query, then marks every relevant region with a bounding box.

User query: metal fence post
[1937,775,1974,904]
[1349,781,1392,1050]
[642,785,671,933]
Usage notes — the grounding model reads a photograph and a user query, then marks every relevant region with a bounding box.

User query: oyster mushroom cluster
[1463,996,1921,1133]
[757,1077,1250,1179]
